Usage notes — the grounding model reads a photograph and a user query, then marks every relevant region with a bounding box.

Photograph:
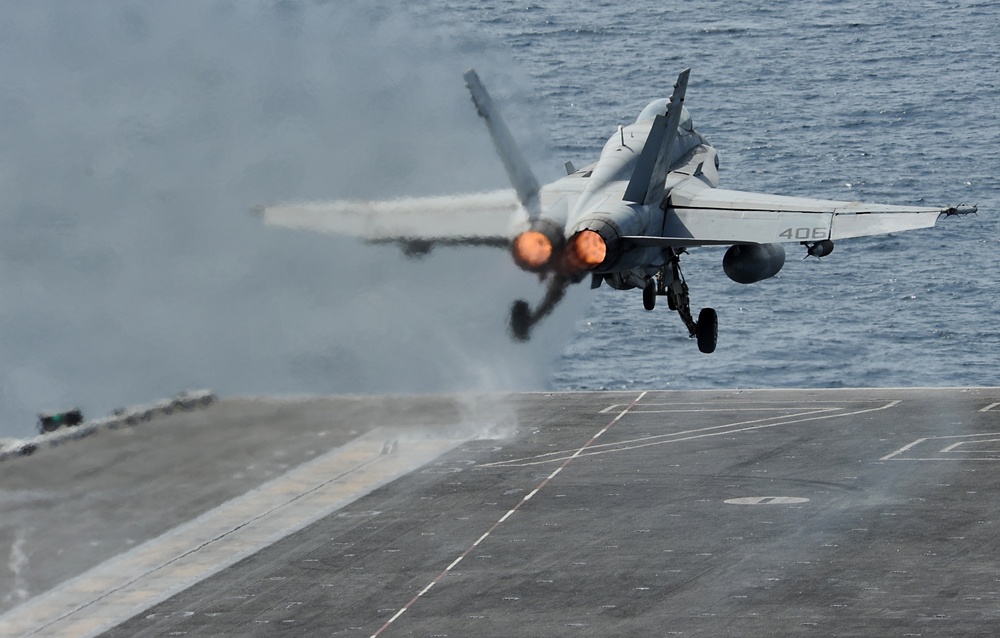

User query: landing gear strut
[654,251,717,354]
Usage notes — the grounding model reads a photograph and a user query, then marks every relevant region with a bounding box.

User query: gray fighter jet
[258,69,973,353]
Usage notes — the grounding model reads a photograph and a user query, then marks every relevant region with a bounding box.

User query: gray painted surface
[3,389,1000,636]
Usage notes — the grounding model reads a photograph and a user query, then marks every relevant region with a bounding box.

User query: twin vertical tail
[464,69,563,273]
[464,69,569,341]
[623,68,690,207]
[463,70,541,217]
[463,68,694,342]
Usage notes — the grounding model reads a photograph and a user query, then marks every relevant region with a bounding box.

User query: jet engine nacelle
[723,243,785,284]
[568,203,660,272]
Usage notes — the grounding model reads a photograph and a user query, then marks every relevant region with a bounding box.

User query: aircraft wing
[256,189,518,249]
[625,180,955,248]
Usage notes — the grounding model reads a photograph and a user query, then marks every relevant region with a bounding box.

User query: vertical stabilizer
[464,70,542,216]
[623,68,691,207]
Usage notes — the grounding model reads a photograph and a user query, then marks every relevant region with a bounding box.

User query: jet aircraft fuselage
[258,69,973,353]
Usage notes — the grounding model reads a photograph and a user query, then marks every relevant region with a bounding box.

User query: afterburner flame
[567,230,607,271]
[512,230,553,270]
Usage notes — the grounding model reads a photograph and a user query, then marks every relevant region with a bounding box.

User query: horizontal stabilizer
[256,190,517,247]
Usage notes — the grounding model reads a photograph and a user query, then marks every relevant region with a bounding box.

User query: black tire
[642,283,656,311]
[509,300,532,342]
[696,307,718,354]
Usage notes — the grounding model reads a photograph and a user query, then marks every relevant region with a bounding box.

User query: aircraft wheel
[509,300,532,342]
[642,282,656,311]
[696,308,718,354]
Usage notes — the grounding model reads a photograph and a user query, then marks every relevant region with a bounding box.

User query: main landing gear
[508,251,717,354]
[648,251,717,354]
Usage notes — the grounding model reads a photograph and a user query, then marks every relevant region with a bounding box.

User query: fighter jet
[258,69,973,354]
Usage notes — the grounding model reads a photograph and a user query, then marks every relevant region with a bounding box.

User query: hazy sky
[0,2,587,438]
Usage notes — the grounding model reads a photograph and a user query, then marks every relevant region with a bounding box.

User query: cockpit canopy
[636,99,693,132]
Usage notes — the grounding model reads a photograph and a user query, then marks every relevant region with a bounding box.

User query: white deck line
[0,429,463,638]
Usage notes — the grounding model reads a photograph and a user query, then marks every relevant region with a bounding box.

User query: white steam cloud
[0,2,587,437]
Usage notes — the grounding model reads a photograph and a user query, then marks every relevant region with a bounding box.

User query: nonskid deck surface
[2,389,999,637]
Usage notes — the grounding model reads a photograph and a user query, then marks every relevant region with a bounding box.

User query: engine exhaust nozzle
[512,230,554,271]
[566,230,608,272]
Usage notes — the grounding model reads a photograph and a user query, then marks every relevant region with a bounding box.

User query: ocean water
[0,1,997,438]
[451,0,1000,391]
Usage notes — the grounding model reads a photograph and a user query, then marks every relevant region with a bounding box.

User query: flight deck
[2,388,1000,636]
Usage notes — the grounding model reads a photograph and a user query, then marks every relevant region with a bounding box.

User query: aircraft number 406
[779,227,828,240]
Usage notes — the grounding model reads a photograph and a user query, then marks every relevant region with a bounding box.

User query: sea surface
[1,1,998,438]
[431,0,1000,391]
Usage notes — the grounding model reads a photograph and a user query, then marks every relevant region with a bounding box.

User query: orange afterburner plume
[567,230,607,271]
[511,230,553,270]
